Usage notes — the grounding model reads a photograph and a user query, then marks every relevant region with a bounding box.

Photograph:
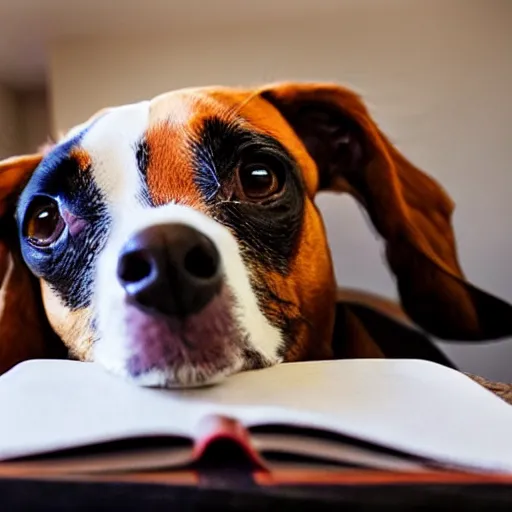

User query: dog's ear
[0,153,65,374]
[260,82,512,341]
[0,154,42,216]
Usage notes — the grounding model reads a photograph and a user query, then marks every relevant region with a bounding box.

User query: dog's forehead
[147,86,280,128]
[73,86,309,149]
[148,87,241,127]
[70,87,281,137]
[59,87,318,196]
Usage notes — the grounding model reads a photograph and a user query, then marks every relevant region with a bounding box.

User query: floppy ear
[0,154,65,374]
[260,82,512,341]
[0,154,42,216]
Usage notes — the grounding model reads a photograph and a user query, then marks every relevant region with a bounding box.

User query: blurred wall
[18,90,51,154]
[0,87,49,157]
[0,86,22,158]
[48,1,512,379]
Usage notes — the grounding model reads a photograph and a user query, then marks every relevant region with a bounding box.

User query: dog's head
[1,83,511,387]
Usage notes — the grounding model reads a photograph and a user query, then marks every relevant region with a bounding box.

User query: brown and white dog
[1,82,511,387]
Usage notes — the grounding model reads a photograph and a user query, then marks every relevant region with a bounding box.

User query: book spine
[193,414,268,472]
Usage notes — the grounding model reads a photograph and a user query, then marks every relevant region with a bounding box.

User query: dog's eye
[237,161,284,201]
[24,198,65,248]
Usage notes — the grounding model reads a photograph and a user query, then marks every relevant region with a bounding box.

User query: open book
[1,358,512,475]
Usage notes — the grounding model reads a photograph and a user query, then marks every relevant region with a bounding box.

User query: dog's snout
[117,224,222,318]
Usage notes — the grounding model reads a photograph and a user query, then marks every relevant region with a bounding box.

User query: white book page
[251,434,426,472]
[2,446,194,475]
[0,358,511,472]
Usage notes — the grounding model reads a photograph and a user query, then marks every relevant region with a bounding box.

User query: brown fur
[0,156,65,372]
[257,82,512,342]
[69,148,92,172]
[145,124,204,208]
[0,82,511,376]
[146,90,338,361]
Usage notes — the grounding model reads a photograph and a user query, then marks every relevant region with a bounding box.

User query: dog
[1,82,511,387]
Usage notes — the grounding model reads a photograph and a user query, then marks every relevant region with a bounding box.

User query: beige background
[0,88,49,158]
[2,1,512,379]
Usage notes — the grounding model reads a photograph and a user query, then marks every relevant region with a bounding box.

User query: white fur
[119,359,242,389]
[71,104,283,386]
[94,203,283,384]
[80,101,150,209]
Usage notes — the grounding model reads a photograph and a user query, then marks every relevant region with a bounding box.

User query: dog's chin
[95,286,268,388]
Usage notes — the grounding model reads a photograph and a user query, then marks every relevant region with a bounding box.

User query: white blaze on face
[71,99,283,385]
[79,101,151,209]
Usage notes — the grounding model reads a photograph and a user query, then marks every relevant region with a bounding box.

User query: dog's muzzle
[104,221,246,385]
[117,223,223,318]
[94,206,280,387]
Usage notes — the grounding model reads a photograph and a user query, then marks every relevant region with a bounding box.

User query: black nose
[117,224,222,318]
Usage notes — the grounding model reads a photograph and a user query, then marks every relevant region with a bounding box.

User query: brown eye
[24,198,65,248]
[237,162,283,201]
